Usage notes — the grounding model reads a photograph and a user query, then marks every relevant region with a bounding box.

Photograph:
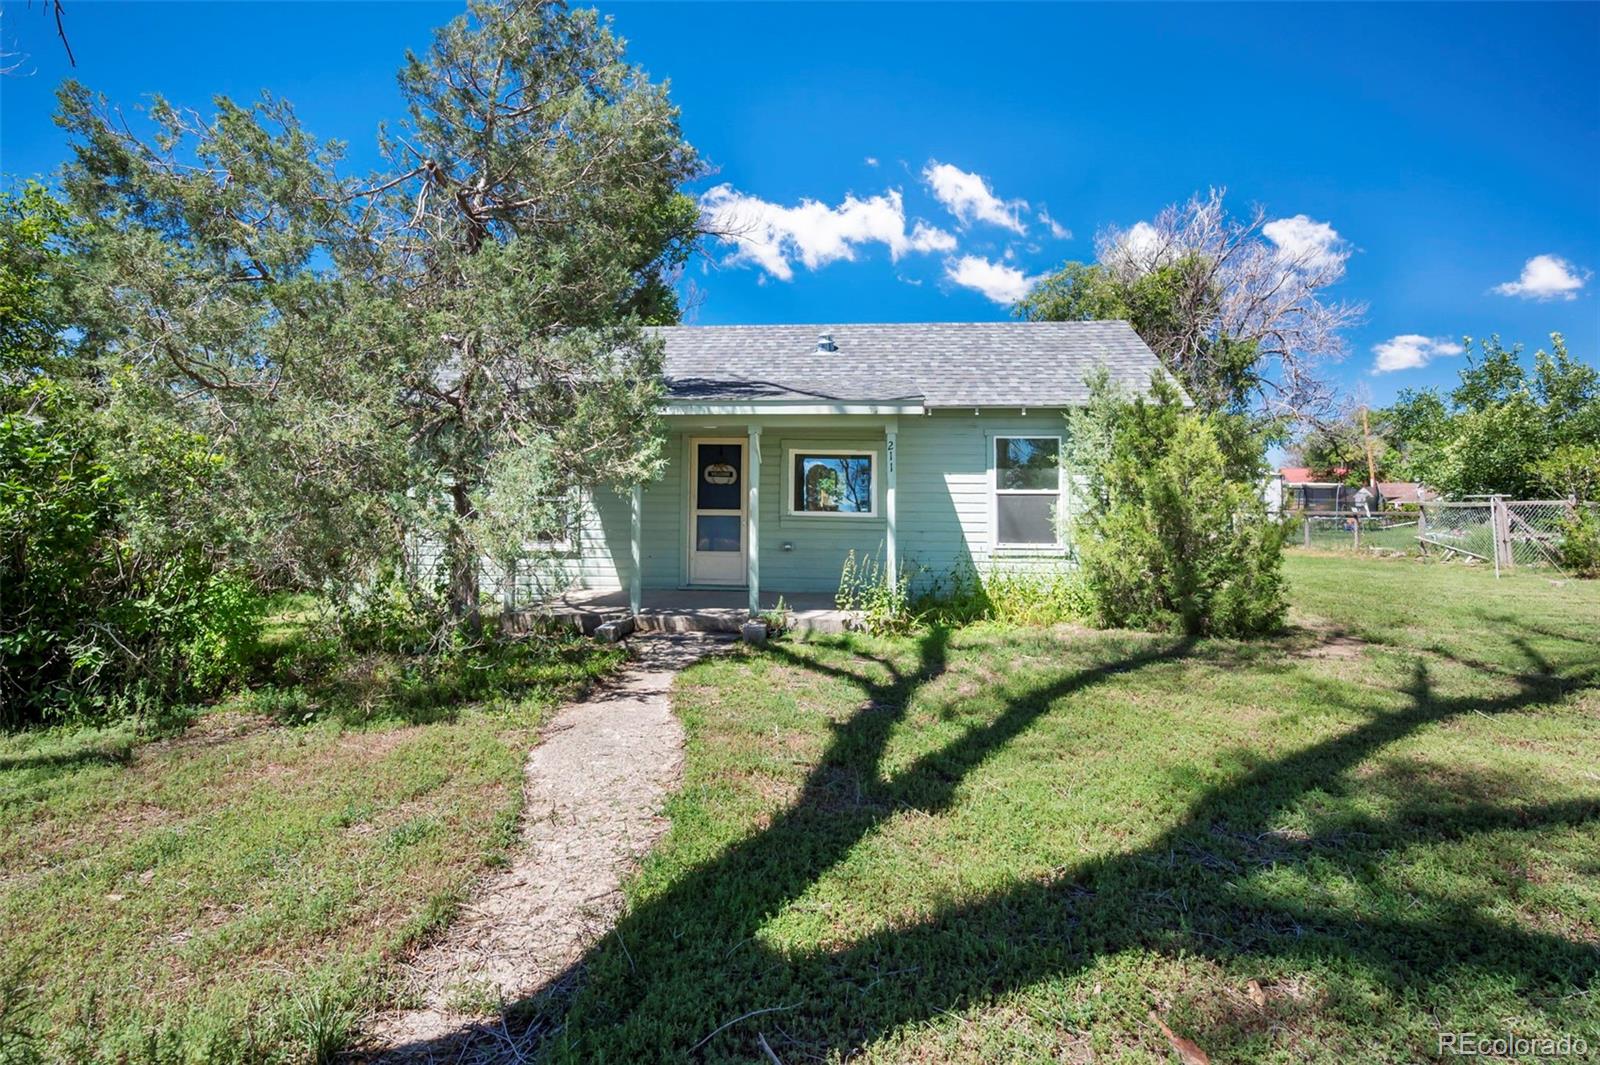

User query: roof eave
[661,400,926,417]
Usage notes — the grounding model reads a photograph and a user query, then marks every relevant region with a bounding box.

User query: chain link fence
[1300,513,1421,554]
[1293,498,1597,576]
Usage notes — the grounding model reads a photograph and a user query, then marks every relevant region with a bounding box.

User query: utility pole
[1360,406,1378,490]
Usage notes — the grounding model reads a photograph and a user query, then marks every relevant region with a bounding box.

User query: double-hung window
[788,450,877,516]
[993,436,1062,547]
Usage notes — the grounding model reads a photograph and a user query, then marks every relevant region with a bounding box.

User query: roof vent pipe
[816,332,836,353]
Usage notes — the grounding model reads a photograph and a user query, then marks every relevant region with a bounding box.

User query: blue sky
[2,1,1596,405]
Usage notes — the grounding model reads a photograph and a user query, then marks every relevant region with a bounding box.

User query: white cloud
[923,161,1028,234]
[1262,214,1348,271]
[1371,334,1465,374]
[1108,220,1166,272]
[1038,209,1071,240]
[700,184,955,280]
[864,156,879,167]
[1493,254,1588,301]
[944,254,1036,305]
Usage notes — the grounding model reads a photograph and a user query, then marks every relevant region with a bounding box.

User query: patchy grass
[0,603,623,1064]
[524,553,1600,1063]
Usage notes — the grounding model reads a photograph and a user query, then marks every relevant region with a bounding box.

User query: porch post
[747,425,762,616]
[629,483,643,616]
[884,419,898,584]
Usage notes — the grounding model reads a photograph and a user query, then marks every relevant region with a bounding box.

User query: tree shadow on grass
[368,624,1600,1063]
[0,741,133,773]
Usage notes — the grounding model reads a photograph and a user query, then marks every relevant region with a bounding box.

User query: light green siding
[551,411,1075,598]
[897,411,1073,588]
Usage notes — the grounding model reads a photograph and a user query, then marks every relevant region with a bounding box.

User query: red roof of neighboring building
[1280,466,1349,484]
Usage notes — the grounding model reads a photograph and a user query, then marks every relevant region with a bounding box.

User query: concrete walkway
[514,588,853,636]
[364,632,731,1059]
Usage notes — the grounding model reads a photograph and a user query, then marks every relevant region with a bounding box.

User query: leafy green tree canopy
[1018,190,1362,419]
[1384,334,1599,499]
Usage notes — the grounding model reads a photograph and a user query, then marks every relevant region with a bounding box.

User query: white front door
[688,438,747,585]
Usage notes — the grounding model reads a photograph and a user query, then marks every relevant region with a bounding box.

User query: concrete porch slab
[514,588,853,636]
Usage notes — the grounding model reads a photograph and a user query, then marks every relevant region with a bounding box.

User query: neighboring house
[508,321,1170,615]
[1277,468,1432,514]
[1376,481,1431,508]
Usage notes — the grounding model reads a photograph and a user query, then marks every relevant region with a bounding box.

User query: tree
[1383,334,1600,499]
[55,0,704,624]
[1067,374,1288,638]
[1289,406,1398,487]
[2,187,261,724]
[0,181,83,383]
[1018,189,1363,418]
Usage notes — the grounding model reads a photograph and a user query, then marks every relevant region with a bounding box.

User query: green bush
[1070,376,1288,637]
[0,381,263,727]
[1557,508,1600,578]
[332,565,450,655]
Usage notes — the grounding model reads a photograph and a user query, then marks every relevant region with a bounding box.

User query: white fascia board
[661,401,925,417]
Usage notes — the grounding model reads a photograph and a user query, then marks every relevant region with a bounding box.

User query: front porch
[618,411,907,618]
[538,588,852,636]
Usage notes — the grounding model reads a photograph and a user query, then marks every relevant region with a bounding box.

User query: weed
[836,549,914,635]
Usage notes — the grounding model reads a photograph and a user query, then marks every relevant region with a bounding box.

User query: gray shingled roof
[654,321,1168,408]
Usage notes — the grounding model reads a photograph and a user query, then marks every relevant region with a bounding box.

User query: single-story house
[1375,481,1432,508]
[505,321,1169,616]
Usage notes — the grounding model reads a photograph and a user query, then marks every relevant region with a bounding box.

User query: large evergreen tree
[55,0,703,623]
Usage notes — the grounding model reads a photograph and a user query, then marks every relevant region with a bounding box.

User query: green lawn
[530,554,1599,1063]
[0,627,622,1063]
[4,557,1597,1064]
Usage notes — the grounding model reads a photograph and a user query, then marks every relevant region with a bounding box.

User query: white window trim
[784,447,879,518]
[990,434,1065,550]
[521,489,580,554]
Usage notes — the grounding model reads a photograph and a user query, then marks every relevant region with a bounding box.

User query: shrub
[1070,376,1288,637]
[0,381,263,727]
[333,565,450,655]
[1557,507,1600,578]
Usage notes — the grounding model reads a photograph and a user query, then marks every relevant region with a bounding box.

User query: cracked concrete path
[363,632,732,1059]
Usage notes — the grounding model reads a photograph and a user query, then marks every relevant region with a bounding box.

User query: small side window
[993,437,1061,547]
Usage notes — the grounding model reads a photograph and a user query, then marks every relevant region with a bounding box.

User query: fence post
[1493,495,1515,572]
[1353,516,1360,550]
[1303,518,1311,548]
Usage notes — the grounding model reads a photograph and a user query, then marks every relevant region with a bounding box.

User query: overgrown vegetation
[4,0,701,727]
[835,549,914,635]
[915,562,1091,629]
[1,193,265,728]
[1558,507,1600,578]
